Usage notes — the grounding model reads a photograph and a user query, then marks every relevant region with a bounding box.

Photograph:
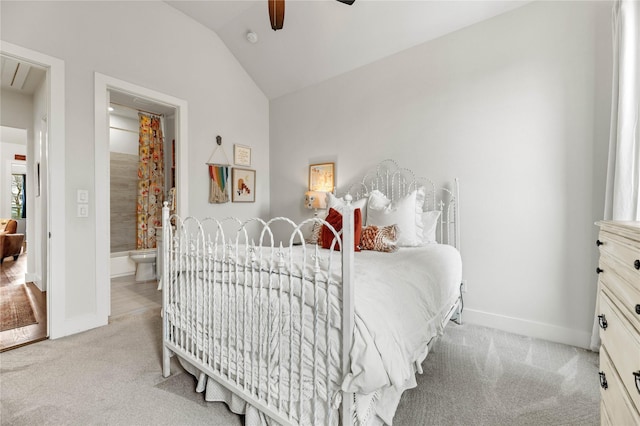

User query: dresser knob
[596,267,604,274]
[634,371,640,394]
[596,239,603,247]
[598,314,608,329]
[635,259,640,270]
[599,371,608,390]
[636,304,640,315]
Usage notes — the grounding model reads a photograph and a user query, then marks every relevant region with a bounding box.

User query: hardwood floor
[0,255,48,352]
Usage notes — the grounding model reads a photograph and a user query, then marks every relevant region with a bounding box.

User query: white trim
[94,73,188,324]
[464,308,591,349]
[0,41,66,339]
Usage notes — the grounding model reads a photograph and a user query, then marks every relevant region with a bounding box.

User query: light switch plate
[77,204,89,218]
[77,189,89,203]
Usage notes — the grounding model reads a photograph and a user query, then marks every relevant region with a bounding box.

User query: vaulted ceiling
[166,0,532,99]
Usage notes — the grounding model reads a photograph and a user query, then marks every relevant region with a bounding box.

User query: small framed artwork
[309,162,335,192]
[232,168,256,202]
[234,144,251,167]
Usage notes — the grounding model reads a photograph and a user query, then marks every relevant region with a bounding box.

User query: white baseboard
[25,272,43,291]
[463,308,591,349]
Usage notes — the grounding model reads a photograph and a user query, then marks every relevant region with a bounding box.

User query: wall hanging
[207,135,231,204]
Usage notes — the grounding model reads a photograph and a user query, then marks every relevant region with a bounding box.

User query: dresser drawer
[598,229,640,292]
[600,400,612,426]
[600,347,640,426]
[599,255,640,332]
[599,291,640,413]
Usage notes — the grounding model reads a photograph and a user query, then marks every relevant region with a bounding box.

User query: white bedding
[166,243,462,425]
[347,244,461,424]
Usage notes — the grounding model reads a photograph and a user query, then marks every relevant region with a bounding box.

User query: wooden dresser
[596,221,640,425]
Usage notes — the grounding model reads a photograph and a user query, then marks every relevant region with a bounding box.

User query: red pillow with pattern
[321,208,362,252]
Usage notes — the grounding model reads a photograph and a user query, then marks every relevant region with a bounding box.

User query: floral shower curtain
[137,113,164,249]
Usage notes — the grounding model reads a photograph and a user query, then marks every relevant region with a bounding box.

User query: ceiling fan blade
[268,0,285,30]
[336,0,355,4]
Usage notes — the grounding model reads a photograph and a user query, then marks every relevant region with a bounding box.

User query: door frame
[94,73,188,321]
[0,41,66,338]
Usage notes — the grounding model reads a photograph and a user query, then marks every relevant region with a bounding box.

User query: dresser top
[596,220,640,241]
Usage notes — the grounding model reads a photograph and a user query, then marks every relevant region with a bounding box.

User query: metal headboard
[340,159,460,249]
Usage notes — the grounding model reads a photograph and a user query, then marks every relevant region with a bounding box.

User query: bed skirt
[178,356,274,425]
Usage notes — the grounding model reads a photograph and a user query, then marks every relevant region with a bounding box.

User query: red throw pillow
[321,208,362,252]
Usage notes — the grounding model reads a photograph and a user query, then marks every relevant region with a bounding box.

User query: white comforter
[346,244,461,424]
[167,243,461,425]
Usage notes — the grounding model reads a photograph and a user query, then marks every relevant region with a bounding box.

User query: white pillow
[421,210,441,244]
[327,192,368,224]
[366,188,425,246]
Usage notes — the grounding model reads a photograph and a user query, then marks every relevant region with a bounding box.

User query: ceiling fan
[268,0,355,31]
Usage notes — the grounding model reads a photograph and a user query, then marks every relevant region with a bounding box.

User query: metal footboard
[161,203,355,425]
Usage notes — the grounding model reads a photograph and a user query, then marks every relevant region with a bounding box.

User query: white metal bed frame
[161,160,461,425]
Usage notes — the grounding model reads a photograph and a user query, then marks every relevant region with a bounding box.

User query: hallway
[0,255,47,352]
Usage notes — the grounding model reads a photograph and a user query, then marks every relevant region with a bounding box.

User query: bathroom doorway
[108,90,174,318]
[94,73,188,323]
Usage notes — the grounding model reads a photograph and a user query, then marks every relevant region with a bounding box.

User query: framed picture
[309,162,334,192]
[234,144,251,167]
[232,168,255,203]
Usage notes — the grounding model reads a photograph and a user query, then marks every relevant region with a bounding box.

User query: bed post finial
[344,193,353,205]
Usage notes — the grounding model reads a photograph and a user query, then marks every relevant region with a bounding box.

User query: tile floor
[110,275,162,319]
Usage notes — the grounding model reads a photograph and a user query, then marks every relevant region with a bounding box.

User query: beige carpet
[0,284,37,332]
[0,311,599,425]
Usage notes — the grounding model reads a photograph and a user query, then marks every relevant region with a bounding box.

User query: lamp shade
[305,191,327,209]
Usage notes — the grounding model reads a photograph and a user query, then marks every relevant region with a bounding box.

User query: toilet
[129,248,157,282]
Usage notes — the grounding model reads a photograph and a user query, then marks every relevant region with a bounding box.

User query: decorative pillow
[360,225,398,253]
[321,208,362,252]
[421,211,441,244]
[327,192,368,224]
[305,221,323,245]
[366,188,425,246]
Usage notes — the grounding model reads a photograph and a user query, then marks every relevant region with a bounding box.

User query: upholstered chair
[0,219,25,264]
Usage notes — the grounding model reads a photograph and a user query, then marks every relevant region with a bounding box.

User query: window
[11,174,26,219]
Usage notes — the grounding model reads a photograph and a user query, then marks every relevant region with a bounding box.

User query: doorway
[108,90,175,318]
[94,73,188,323]
[0,47,60,348]
[0,56,47,350]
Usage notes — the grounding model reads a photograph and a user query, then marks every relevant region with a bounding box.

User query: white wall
[0,142,27,217]
[109,115,137,155]
[270,1,612,348]
[0,90,32,219]
[31,76,47,291]
[1,1,269,332]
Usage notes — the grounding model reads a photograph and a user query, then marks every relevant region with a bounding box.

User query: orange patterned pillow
[360,225,398,252]
[306,221,323,245]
